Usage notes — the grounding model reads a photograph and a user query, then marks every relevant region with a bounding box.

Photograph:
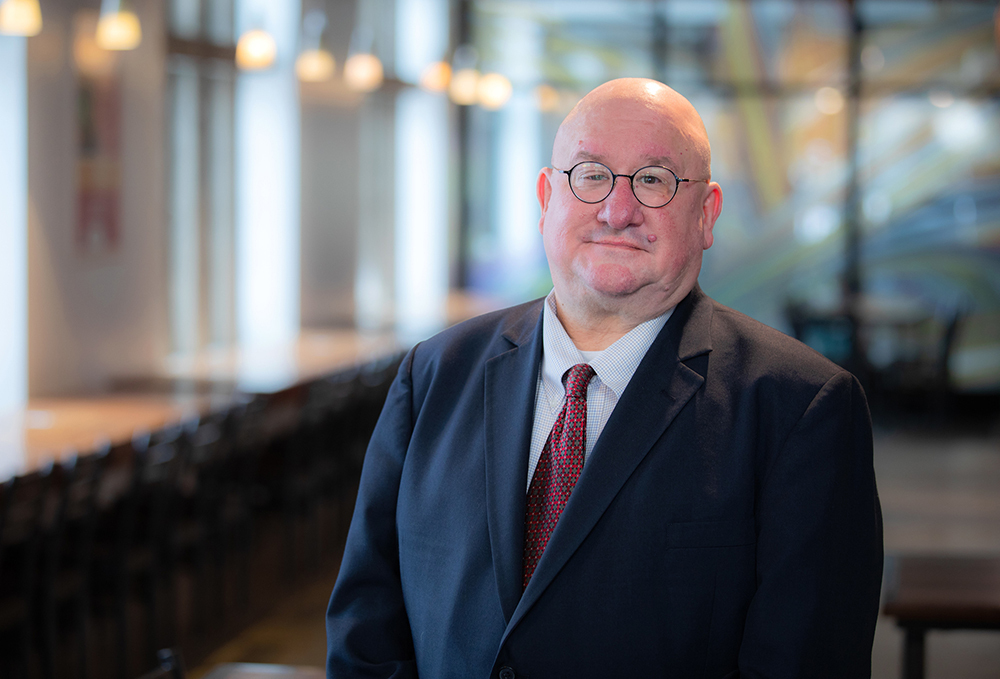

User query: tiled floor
[191,429,1000,678]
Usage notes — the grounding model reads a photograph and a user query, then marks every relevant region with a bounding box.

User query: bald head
[553,78,712,180]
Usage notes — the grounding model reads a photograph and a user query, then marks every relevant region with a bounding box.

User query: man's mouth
[590,238,646,251]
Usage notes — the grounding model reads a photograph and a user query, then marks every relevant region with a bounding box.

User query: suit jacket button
[499,667,515,679]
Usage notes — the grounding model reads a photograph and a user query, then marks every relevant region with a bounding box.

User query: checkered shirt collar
[540,290,672,410]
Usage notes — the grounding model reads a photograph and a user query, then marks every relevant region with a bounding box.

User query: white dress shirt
[526,291,672,490]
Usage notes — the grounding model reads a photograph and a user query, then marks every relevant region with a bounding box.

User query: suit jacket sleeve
[739,370,883,678]
[326,349,418,679]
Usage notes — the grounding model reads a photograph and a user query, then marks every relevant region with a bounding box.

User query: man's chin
[577,264,646,298]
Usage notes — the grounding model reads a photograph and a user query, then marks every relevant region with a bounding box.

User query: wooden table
[881,554,1000,679]
[0,393,224,480]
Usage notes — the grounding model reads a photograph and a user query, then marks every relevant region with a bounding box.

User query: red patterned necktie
[523,362,596,589]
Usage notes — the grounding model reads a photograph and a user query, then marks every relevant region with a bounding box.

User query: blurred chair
[273,355,402,581]
[866,306,965,422]
[0,467,53,679]
[170,407,257,637]
[309,369,363,553]
[784,302,857,368]
[146,420,200,651]
[323,354,403,545]
[38,449,108,679]
[223,395,272,612]
[92,431,182,679]
[880,307,963,394]
[175,411,225,631]
[276,385,332,580]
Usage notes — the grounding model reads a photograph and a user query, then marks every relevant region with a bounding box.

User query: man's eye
[581,172,609,182]
[637,173,663,186]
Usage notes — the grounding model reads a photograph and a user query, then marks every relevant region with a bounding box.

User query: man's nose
[597,176,644,229]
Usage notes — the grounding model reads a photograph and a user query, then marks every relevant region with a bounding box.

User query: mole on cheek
[647,235,657,242]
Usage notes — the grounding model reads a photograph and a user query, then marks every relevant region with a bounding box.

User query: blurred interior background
[1,1,999,678]
[0,0,997,405]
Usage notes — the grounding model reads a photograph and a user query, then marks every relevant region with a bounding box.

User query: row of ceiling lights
[0,0,513,110]
[1,0,141,50]
[292,47,514,111]
[243,11,514,110]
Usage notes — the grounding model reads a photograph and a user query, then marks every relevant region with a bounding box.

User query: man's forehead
[555,106,692,167]
[552,80,710,175]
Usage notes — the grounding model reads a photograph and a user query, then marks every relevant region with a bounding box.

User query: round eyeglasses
[555,161,706,208]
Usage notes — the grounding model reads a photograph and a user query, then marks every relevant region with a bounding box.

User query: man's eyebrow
[570,151,611,165]
[645,155,679,169]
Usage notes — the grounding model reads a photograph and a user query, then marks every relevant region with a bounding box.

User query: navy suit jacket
[326,286,883,678]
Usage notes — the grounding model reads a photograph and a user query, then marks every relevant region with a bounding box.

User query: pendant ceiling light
[344,26,382,93]
[344,53,382,92]
[0,0,42,36]
[95,0,142,51]
[296,9,334,82]
[419,61,451,93]
[73,10,118,79]
[448,45,479,106]
[477,72,512,110]
[236,27,277,71]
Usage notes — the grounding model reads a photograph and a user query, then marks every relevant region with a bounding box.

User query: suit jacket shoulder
[405,298,544,409]
[706,296,845,385]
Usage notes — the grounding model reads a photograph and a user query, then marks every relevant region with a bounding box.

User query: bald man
[327,79,883,679]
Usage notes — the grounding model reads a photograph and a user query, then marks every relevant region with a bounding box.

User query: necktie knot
[564,363,596,401]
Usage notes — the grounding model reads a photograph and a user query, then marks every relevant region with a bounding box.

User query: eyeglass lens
[567,162,678,208]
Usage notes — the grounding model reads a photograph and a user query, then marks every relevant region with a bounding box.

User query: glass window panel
[170,0,203,39]
[170,0,234,44]
[699,92,848,332]
[859,1,1000,89]
[664,0,849,88]
[168,55,201,353]
[206,0,235,45]
[860,94,1000,389]
[206,60,235,345]
[167,0,238,352]
[476,1,656,89]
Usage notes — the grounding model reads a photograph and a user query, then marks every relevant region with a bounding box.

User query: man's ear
[536,168,553,233]
[701,182,723,250]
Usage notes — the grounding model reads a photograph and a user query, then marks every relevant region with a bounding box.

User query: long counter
[0,330,402,481]
[0,292,506,482]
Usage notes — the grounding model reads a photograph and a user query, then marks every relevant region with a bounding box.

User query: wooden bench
[881,554,1000,679]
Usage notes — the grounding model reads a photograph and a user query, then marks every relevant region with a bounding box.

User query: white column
[392,0,450,342]
[394,88,449,341]
[168,57,201,353]
[493,14,544,297]
[0,35,28,410]
[234,0,300,346]
[355,90,397,333]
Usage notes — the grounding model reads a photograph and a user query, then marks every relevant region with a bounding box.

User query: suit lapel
[484,300,545,624]
[505,287,715,633]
